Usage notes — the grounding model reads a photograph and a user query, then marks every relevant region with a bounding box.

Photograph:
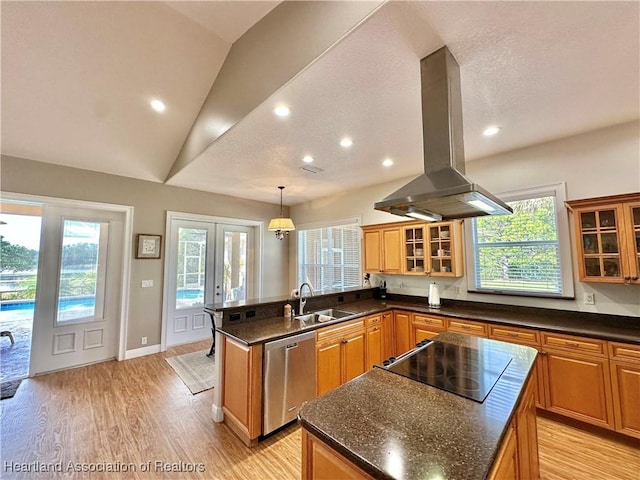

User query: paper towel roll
[429,282,441,308]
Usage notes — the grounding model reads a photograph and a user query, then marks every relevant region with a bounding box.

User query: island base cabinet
[515,378,540,480]
[302,429,374,480]
[488,422,518,480]
[221,336,263,446]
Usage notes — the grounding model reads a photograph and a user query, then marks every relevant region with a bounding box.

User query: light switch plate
[141,280,153,288]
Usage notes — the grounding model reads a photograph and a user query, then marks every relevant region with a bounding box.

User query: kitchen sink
[295,308,355,323]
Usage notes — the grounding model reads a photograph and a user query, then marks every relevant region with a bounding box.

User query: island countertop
[298,332,538,480]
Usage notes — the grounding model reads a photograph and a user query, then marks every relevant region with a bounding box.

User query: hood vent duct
[374,46,512,220]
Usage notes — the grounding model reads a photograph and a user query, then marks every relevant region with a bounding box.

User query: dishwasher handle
[286,342,298,349]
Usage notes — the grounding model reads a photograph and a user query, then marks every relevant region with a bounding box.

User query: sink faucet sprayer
[298,282,314,314]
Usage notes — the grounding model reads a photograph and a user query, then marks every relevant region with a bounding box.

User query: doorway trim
[0,191,134,362]
[161,211,263,352]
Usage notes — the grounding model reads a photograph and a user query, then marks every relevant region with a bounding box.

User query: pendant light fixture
[268,186,295,240]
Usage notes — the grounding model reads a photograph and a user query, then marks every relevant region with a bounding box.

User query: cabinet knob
[341,339,348,344]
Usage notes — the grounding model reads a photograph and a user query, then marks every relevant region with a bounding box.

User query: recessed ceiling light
[382,158,394,167]
[340,137,353,148]
[483,126,501,137]
[274,105,291,117]
[302,155,314,163]
[150,99,166,113]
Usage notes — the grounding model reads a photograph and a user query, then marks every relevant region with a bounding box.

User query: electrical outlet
[583,293,595,305]
[141,280,153,288]
[141,336,148,345]
[454,286,461,294]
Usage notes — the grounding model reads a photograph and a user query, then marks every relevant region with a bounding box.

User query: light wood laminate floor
[1,341,638,479]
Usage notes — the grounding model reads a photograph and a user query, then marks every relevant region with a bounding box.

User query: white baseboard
[125,344,161,359]
[211,403,224,423]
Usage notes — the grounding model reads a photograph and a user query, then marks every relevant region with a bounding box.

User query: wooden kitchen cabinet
[394,310,413,355]
[381,311,394,359]
[515,377,540,480]
[447,318,488,337]
[488,421,518,480]
[365,314,384,370]
[566,192,640,284]
[412,313,446,342]
[362,224,402,274]
[609,342,640,439]
[403,223,427,274]
[222,336,263,446]
[302,430,375,480]
[540,332,614,430]
[427,220,464,277]
[316,319,366,396]
[489,324,545,408]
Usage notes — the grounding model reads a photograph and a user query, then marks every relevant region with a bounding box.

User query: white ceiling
[2,1,638,206]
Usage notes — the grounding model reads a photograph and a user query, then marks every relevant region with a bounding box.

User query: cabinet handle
[507,332,519,337]
[462,325,471,329]
[565,342,579,348]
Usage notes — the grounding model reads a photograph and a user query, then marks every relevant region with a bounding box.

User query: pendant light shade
[269,186,295,240]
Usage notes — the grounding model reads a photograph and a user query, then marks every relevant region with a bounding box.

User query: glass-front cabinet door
[567,193,640,284]
[577,206,624,281]
[623,202,640,284]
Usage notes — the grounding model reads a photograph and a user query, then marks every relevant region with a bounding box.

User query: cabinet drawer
[366,314,382,327]
[609,342,640,362]
[447,319,487,337]
[489,325,540,347]
[317,319,365,344]
[413,314,445,328]
[542,332,607,357]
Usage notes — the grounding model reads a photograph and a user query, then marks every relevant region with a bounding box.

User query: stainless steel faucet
[298,282,314,314]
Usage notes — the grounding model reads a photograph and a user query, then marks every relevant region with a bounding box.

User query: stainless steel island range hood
[374,47,512,221]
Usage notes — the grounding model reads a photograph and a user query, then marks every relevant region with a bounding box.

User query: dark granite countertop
[298,332,537,480]
[217,297,640,346]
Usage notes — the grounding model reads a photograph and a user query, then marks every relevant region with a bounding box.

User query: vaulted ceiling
[2,1,638,206]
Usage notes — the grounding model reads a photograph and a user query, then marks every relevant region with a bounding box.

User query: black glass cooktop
[384,341,513,402]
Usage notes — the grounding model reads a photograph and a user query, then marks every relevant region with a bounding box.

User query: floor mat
[1,379,22,400]
[165,350,215,394]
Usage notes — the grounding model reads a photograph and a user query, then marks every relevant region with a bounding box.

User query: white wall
[291,121,640,317]
[1,155,291,350]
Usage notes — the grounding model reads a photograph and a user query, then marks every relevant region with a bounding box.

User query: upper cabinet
[566,193,640,284]
[362,225,402,274]
[362,220,464,277]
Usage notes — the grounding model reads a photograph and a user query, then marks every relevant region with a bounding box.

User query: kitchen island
[298,332,539,480]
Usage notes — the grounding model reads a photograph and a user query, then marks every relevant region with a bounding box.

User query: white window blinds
[297,220,361,292]
[470,186,572,297]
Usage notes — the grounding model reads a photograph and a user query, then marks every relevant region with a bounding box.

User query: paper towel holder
[428,282,441,308]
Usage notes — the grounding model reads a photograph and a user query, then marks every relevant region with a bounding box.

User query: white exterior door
[165,218,256,347]
[31,206,124,375]
[166,221,215,347]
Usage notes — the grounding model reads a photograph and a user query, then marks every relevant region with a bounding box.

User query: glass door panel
[223,231,247,301]
[175,227,207,310]
[57,219,108,324]
[579,208,622,280]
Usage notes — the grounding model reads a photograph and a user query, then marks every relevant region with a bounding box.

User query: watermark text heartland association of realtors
[3,460,206,474]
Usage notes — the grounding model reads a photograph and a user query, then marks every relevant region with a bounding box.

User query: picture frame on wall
[135,234,162,259]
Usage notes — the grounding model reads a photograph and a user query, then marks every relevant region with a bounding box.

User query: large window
[468,184,574,298]
[297,219,361,292]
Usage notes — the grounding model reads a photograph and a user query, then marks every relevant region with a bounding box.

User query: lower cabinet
[365,314,384,370]
[540,332,614,430]
[316,319,366,396]
[488,421,518,480]
[609,342,640,439]
[381,311,395,360]
[515,378,540,480]
[447,318,488,337]
[394,310,412,355]
[412,313,446,342]
[222,336,263,446]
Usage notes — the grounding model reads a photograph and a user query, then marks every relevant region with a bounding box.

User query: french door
[165,217,255,347]
[31,206,124,375]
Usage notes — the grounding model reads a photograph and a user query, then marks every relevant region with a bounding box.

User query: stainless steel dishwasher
[263,331,316,435]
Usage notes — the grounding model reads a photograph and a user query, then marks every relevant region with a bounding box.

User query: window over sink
[467,183,574,298]
[297,218,361,292]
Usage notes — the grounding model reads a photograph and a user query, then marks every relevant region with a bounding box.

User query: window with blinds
[470,187,571,297]
[297,221,361,292]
